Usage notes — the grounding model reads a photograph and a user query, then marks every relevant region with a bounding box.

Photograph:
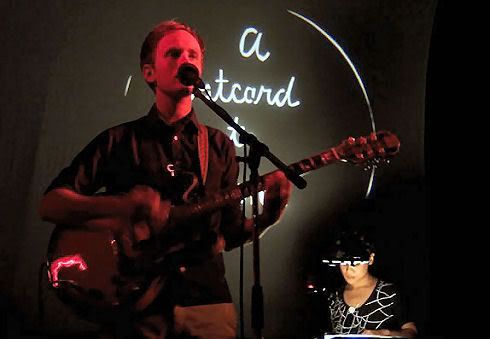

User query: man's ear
[142,64,156,83]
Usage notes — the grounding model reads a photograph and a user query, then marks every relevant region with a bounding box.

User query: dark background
[1,1,442,337]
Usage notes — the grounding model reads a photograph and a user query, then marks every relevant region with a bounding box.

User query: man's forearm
[39,188,131,227]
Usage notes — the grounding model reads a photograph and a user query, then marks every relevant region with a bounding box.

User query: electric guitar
[46,130,400,317]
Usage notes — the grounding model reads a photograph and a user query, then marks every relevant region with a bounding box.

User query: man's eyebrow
[164,47,182,55]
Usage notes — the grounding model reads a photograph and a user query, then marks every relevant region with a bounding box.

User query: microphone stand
[193,88,306,339]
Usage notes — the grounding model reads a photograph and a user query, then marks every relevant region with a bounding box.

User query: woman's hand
[362,328,391,336]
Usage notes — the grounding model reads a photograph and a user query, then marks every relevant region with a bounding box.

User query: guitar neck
[170,147,340,222]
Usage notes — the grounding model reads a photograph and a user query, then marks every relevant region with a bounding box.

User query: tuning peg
[347,137,356,145]
[357,136,367,145]
[365,146,374,157]
[368,133,378,141]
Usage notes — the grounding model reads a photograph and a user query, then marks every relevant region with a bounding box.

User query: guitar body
[47,226,148,319]
[46,172,202,318]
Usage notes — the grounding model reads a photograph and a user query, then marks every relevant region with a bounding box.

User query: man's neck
[155,90,192,124]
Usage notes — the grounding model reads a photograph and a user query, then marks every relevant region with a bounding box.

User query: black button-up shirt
[45,105,243,305]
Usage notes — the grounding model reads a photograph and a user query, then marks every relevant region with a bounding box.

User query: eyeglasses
[321,259,370,267]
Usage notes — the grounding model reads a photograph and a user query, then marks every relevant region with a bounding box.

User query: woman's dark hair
[331,230,375,261]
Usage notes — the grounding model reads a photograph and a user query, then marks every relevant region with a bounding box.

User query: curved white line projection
[287,9,377,198]
[124,75,132,96]
[366,166,376,198]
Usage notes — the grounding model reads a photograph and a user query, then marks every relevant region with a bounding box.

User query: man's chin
[175,87,192,98]
[159,86,192,98]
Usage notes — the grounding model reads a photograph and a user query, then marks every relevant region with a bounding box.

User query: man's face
[148,30,203,97]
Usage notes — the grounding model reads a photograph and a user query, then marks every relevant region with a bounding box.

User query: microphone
[176,63,205,89]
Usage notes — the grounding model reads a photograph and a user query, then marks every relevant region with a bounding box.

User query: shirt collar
[146,104,199,135]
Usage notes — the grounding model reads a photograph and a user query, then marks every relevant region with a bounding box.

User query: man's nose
[179,53,192,64]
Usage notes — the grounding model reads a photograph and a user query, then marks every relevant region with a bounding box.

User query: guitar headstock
[335,130,400,168]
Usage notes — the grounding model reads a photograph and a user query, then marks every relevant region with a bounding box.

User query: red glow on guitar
[48,254,88,288]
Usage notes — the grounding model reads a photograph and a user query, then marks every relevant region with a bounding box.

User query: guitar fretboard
[170,147,340,221]
[170,130,399,222]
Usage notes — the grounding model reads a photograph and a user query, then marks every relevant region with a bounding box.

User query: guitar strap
[197,124,209,187]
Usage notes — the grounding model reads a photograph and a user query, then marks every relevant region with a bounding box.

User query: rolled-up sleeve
[44,130,112,196]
